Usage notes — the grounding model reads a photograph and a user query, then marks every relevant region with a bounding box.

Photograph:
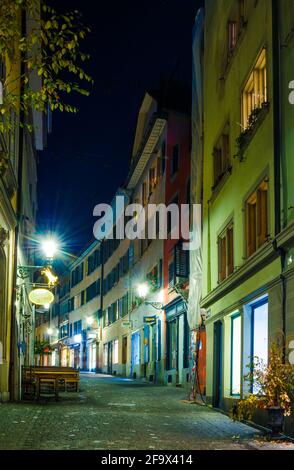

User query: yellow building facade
[201,0,284,421]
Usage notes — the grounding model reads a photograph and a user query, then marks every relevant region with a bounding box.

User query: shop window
[252,300,268,393]
[103,344,108,367]
[246,179,268,257]
[218,221,234,282]
[113,339,119,364]
[242,48,267,129]
[231,314,241,395]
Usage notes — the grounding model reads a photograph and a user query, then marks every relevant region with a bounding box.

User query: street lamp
[47,327,54,336]
[41,238,58,260]
[86,317,94,326]
[137,283,149,299]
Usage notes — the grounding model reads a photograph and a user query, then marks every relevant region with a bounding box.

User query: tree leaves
[0,0,93,136]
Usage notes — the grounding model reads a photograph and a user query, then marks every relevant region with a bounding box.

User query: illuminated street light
[44,303,50,310]
[137,283,149,298]
[41,238,58,259]
[47,328,53,336]
[86,317,94,326]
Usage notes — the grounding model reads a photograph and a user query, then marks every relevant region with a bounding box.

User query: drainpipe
[9,8,26,401]
[272,0,281,236]
[272,0,286,359]
[98,239,105,371]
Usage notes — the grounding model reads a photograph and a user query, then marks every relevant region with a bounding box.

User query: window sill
[235,103,270,161]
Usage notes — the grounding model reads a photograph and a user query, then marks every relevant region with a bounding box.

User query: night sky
[37,0,202,264]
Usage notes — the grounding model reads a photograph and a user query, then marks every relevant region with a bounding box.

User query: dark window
[171,144,179,176]
[246,180,268,257]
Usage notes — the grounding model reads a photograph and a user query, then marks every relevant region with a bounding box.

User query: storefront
[165,298,190,385]
[87,341,97,371]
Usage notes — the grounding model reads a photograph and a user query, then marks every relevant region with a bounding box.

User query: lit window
[228,21,238,53]
[149,167,156,195]
[231,314,241,395]
[242,49,267,128]
[218,222,234,282]
[103,343,108,367]
[245,179,268,258]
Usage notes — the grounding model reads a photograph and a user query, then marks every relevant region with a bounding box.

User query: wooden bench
[22,366,80,400]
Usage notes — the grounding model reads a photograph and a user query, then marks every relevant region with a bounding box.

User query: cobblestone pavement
[0,373,262,450]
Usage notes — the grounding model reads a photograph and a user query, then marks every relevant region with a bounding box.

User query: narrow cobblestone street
[0,374,262,450]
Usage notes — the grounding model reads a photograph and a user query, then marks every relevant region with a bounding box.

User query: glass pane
[253,301,268,393]
[253,302,268,364]
[231,315,241,395]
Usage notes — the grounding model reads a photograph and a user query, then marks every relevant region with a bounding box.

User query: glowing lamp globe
[137,283,149,298]
[29,288,54,306]
[41,239,58,259]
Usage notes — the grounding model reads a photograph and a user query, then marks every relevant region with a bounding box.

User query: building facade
[0,7,45,401]
[38,86,191,386]
[200,0,294,434]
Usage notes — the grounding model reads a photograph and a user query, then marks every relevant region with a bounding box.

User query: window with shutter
[242,49,267,128]
[218,221,234,282]
[213,123,230,187]
[246,179,268,257]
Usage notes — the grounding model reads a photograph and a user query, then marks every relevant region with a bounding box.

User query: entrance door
[167,318,178,370]
[131,331,140,377]
[107,342,113,374]
[122,336,127,364]
[213,321,223,408]
[74,347,80,369]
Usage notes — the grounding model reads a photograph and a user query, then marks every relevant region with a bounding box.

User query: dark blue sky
[37,0,201,261]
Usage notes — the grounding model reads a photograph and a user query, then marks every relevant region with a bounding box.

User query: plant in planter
[231,342,294,434]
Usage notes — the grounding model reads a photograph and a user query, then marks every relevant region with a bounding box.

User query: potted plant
[231,342,294,435]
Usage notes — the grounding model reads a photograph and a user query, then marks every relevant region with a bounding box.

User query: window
[74,293,81,310]
[228,21,238,53]
[86,279,100,303]
[231,314,241,395]
[171,144,179,176]
[87,249,100,275]
[251,299,268,393]
[161,140,166,174]
[168,259,175,288]
[213,124,230,187]
[226,1,245,62]
[242,49,267,128]
[73,320,82,335]
[175,242,189,279]
[218,222,234,282]
[149,167,156,195]
[113,339,119,364]
[246,179,268,257]
[142,182,147,207]
[71,263,84,287]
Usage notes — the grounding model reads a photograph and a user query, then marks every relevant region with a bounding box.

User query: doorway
[213,320,223,408]
[107,341,113,374]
